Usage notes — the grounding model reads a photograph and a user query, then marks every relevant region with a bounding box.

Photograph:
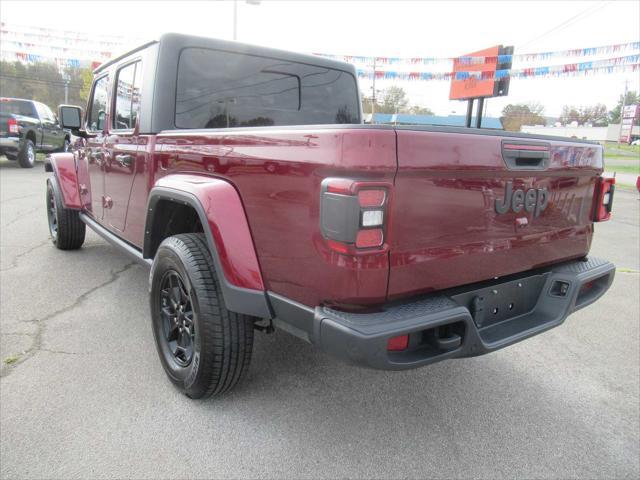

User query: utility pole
[617,79,629,145]
[63,73,70,104]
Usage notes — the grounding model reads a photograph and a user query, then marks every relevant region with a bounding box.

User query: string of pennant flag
[356,54,639,81]
[3,40,639,80]
[356,63,639,81]
[314,41,640,65]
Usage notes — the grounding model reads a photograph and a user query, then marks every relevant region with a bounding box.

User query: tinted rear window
[175,48,360,129]
[0,100,36,117]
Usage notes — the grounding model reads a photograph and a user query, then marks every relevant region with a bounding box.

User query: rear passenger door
[34,102,59,151]
[104,60,143,232]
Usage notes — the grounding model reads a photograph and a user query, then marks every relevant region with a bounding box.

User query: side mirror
[58,105,94,138]
[58,105,83,130]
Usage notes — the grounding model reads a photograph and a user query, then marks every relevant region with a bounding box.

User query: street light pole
[233,0,238,41]
[233,0,260,41]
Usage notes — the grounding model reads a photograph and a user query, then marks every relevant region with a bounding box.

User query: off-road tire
[18,138,36,168]
[4,152,17,161]
[46,177,86,250]
[150,233,255,399]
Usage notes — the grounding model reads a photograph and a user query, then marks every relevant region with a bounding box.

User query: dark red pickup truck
[46,33,615,399]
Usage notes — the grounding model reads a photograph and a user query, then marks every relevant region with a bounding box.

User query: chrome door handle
[115,154,133,167]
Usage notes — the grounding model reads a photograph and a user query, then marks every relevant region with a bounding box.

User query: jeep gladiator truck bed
[46,33,615,398]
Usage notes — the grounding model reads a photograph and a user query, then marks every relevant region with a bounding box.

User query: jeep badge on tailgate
[495,181,549,217]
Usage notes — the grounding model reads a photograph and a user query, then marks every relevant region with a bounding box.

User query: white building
[521,123,640,143]
[0,23,142,70]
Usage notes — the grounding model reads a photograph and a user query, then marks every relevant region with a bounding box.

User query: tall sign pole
[618,79,628,145]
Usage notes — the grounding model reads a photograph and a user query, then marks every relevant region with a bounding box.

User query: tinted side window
[88,76,109,132]
[35,103,54,122]
[0,100,36,117]
[175,48,360,129]
[113,61,142,130]
[42,104,56,122]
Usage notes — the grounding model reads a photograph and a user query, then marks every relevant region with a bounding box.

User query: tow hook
[433,330,462,350]
[427,325,462,351]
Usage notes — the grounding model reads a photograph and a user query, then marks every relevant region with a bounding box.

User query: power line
[0,74,84,88]
[518,1,611,51]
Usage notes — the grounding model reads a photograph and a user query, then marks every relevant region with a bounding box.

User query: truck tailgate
[388,128,603,300]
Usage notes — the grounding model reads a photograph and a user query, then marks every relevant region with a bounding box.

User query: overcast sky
[2,0,639,117]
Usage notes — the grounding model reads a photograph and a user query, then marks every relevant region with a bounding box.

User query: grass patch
[608,164,640,175]
[605,154,640,161]
[605,144,640,154]
[3,354,21,365]
[617,267,639,274]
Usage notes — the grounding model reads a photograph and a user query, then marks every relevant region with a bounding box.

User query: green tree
[500,103,546,132]
[361,93,376,114]
[560,104,608,126]
[78,68,93,104]
[0,60,87,112]
[379,86,409,114]
[408,105,434,115]
[609,90,639,124]
[362,86,432,116]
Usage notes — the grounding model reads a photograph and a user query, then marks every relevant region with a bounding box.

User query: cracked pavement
[1,157,639,479]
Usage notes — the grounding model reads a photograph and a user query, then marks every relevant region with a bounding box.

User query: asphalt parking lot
[1,157,638,479]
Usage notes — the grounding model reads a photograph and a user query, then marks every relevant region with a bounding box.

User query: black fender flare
[144,187,273,319]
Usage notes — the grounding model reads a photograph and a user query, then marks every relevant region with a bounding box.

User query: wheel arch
[144,181,271,319]
[25,128,37,145]
[45,152,82,209]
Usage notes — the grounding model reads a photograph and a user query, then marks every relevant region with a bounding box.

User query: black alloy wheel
[45,177,85,250]
[159,270,196,367]
[149,233,256,398]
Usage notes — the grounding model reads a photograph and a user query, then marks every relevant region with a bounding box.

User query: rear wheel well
[145,199,204,259]
[26,130,36,145]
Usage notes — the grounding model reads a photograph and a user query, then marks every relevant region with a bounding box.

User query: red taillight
[326,178,355,195]
[387,334,409,351]
[358,189,386,207]
[321,179,390,254]
[594,176,615,222]
[7,118,19,135]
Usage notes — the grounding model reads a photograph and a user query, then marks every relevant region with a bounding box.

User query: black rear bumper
[270,257,615,370]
